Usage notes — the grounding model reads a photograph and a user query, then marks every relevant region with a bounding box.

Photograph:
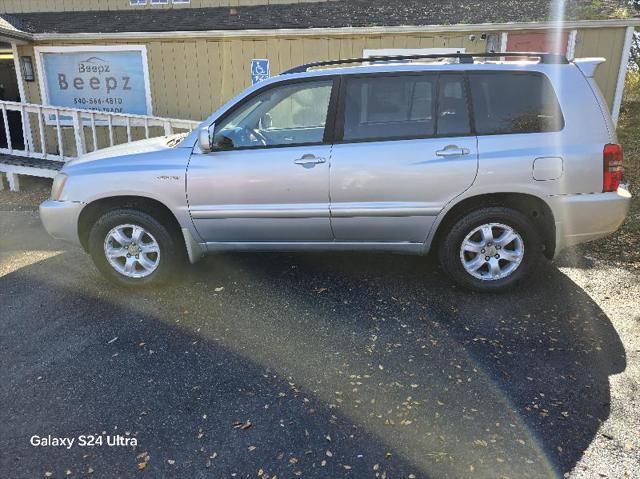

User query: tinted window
[437,74,471,137]
[214,80,333,149]
[342,75,436,141]
[469,72,564,134]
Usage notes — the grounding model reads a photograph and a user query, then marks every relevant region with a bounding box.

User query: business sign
[36,46,152,119]
[251,59,270,85]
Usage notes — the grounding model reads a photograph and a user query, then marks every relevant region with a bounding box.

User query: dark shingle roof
[2,0,636,35]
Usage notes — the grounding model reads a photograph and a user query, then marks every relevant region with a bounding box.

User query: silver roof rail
[281,52,570,74]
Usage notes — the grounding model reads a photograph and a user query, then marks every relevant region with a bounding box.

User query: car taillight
[603,143,623,193]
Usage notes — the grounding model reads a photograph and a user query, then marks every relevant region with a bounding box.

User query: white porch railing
[0,100,200,162]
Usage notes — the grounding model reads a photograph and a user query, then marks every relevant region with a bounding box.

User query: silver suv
[40,53,631,292]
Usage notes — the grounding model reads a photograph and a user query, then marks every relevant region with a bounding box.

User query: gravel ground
[554,259,640,479]
[1,93,638,479]
[0,209,638,479]
[0,176,51,212]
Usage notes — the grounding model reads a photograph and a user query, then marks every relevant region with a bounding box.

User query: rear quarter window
[469,72,564,135]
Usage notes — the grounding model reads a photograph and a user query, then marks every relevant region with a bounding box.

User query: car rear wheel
[88,208,182,287]
[438,207,543,292]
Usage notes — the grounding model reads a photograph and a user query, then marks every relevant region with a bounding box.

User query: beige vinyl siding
[574,27,626,108]
[14,25,628,155]
[22,33,488,121]
[0,0,331,13]
[14,33,487,155]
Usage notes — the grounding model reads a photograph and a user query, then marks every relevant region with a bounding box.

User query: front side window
[213,80,333,150]
[469,72,564,135]
[342,75,436,142]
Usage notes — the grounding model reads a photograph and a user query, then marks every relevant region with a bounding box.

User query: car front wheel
[438,207,543,292]
[88,208,182,287]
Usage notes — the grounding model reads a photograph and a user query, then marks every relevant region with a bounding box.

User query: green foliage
[572,0,604,19]
[630,31,640,72]
[569,0,632,20]
[605,75,640,260]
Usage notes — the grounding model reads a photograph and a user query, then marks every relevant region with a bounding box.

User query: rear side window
[437,74,471,137]
[341,74,472,142]
[469,72,564,135]
[342,75,436,141]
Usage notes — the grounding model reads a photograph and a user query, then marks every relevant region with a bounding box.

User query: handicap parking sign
[251,59,270,85]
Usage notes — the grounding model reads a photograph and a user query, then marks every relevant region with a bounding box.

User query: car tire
[88,208,183,287]
[438,207,543,293]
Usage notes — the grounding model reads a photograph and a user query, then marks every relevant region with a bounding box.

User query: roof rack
[281,52,569,74]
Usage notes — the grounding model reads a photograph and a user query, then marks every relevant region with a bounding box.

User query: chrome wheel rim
[103,224,161,279]
[459,223,524,281]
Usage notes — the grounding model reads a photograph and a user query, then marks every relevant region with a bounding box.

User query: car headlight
[50,173,68,200]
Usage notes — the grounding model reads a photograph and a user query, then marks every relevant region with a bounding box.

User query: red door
[507,31,570,54]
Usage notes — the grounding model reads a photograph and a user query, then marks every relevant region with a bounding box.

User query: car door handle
[294,154,326,166]
[436,145,471,157]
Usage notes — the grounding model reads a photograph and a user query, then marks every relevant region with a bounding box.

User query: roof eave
[29,18,640,41]
[0,27,32,43]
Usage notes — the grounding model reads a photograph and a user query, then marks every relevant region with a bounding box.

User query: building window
[131,0,190,5]
[20,56,35,82]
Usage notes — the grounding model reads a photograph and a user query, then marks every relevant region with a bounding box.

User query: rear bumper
[39,199,85,246]
[549,185,632,255]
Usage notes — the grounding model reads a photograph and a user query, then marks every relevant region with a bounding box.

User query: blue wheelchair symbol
[251,59,270,85]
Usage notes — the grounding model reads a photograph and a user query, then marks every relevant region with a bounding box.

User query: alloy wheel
[103,224,161,279]
[459,223,524,281]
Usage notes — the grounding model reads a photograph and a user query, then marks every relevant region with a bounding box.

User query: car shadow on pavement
[0,250,626,479]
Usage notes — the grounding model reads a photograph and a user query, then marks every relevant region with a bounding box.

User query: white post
[500,32,508,53]
[126,117,132,143]
[37,106,46,157]
[11,42,33,152]
[566,30,578,61]
[72,110,86,157]
[90,112,97,152]
[54,108,64,159]
[108,115,114,146]
[19,104,29,153]
[612,26,634,126]
[499,32,508,62]
[1,103,12,153]
[7,172,20,192]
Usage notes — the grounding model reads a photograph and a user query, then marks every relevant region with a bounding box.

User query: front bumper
[549,185,632,255]
[39,199,85,246]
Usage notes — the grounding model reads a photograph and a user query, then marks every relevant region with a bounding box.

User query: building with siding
[0,0,637,132]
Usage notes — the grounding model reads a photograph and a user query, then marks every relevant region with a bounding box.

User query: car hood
[65,134,187,166]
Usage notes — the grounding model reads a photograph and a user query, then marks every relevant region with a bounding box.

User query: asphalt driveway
[1,210,638,479]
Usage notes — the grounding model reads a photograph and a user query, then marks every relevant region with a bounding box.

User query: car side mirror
[198,125,215,153]
[214,134,235,151]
